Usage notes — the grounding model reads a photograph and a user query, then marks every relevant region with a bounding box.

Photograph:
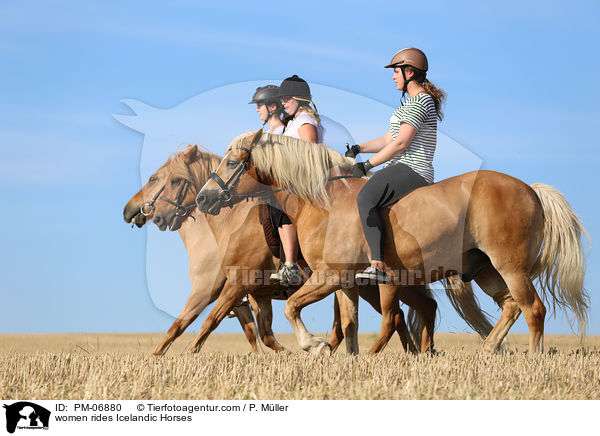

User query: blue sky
[1,1,599,339]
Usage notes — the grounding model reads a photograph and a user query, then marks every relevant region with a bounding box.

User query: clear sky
[1,1,599,339]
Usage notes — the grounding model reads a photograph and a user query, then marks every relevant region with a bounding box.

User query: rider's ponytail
[423,78,446,121]
[406,66,446,121]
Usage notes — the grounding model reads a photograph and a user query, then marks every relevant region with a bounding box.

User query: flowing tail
[443,276,493,338]
[407,278,493,344]
[530,183,590,334]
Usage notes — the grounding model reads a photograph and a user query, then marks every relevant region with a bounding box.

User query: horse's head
[196,129,266,215]
[123,161,170,227]
[153,144,222,231]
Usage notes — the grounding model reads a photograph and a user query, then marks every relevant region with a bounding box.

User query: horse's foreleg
[188,283,245,353]
[284,275,342,354]
[153,285,215,356]
[337,287,359,355]
[231,304,262,353]
[249,295,286,352]
[327,291,344,354]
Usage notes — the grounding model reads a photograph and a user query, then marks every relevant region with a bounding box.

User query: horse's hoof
[312,342,332,356]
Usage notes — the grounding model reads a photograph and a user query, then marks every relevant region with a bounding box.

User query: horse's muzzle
[196,189,222,215]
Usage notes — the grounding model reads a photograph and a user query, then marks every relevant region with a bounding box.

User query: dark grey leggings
[357,162,429,262]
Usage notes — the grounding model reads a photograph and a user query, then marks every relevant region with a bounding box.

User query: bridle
[140,184,165,216]
[156,178,197,220]
[198,147,277,209]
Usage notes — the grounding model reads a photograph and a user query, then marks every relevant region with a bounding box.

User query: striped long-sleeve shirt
[385,93,437,184]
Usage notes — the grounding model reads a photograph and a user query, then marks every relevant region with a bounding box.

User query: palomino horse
[154,145,494,354]
[196,130,589,354]
[123,156,283,355]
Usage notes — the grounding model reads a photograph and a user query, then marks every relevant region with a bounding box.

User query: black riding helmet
[276,75,312,101]
[250,85,283,125]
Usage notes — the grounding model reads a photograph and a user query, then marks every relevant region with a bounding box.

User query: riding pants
[356,162,429,262]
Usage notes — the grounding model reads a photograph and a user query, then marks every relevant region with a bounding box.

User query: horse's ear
[251,129,263,145]
[185,145,199,164]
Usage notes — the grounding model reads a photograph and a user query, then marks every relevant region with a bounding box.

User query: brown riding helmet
[384,47,428,72]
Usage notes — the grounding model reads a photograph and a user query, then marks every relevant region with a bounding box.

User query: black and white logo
[3,402,50,434]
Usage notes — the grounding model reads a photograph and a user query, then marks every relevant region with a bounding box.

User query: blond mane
[169,144,223,190]
[229,132,354,207]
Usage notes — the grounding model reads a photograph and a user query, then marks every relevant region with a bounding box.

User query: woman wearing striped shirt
[347,48,446,283]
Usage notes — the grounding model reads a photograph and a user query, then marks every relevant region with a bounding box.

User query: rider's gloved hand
[351,160,373,177]
[344,144,361,158]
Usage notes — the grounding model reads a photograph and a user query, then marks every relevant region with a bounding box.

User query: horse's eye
[149,176,157,183]
[226,160,238,168]
[171,178,182,186]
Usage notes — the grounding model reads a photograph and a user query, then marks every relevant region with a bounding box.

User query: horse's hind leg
[249,295,286,352]
[397,285,437,353]
[359,285,416,353]
[498,271,546,353]
[474,266,521,353]
[231,304,262,353]
[368,284,400,354]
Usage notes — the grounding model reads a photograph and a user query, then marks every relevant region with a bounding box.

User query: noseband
[140,184,166,216]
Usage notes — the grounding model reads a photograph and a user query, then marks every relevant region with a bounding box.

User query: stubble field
[1,333,599,400]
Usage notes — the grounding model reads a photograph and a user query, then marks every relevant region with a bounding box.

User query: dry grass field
[1,332,600,400]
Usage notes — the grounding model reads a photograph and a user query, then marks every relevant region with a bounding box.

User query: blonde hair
[296,101,322,126]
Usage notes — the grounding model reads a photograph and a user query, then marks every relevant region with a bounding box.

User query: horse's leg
[248,295,286,352]
[231,304,261,353]
[497,270,546,353]
[474,266,522,353]
[337,287,360,355]
[153,284,218,356]
[368,284,399,354]
[284,277,344,354]
[359,285,417,353]
[188,283,245,353]
[327,291,345,354]
[397,285,437,353]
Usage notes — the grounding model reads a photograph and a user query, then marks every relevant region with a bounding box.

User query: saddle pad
[258,203,283,259]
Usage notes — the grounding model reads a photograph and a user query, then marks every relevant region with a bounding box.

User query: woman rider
[226,85,287,316]
[249,85,285,133]
[346,48,446,283]
[270,75,324,286]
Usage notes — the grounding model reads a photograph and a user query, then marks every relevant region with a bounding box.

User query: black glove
[351,160,373,177]
[344,143,361,158]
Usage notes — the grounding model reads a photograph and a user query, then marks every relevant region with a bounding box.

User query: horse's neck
[272,190,308,222]
[176,215,209,252]
[204,200,260,243]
